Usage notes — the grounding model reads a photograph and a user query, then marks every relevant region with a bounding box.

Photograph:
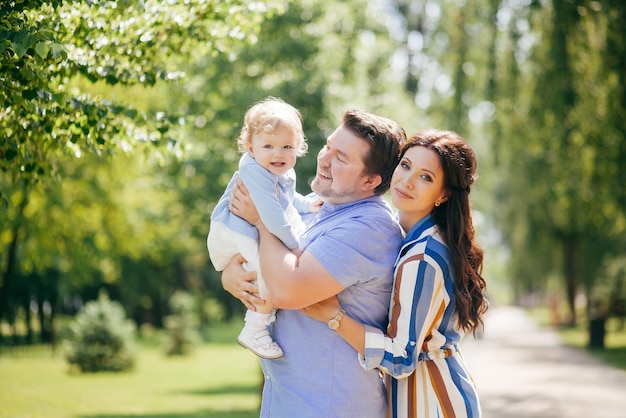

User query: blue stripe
[448,354,480,417]
[390,378,398,418]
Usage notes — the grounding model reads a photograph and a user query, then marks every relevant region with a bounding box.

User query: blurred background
[1,0,625,415]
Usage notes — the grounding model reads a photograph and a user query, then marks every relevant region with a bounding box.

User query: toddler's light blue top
[210,153,313,250]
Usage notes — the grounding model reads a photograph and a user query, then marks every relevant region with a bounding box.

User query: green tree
[163,291,201,356]
[1,0,283,338]
[388,0,626,340]
[161,0,410,320]
[498,0,626,329]
[65,291,137,373]
[1,0,410,343]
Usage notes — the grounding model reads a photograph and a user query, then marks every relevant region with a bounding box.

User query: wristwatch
[328,309,346,330]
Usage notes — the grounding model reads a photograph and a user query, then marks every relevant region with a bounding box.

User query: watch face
[328,310,345,330]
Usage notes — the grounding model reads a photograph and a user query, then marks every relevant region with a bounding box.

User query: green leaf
[124,109,138,119]
[52,92,66,104]
[34,41,50,59]
[22,89,38,100]
[50,43,67,60]
[11,41,29,59]
[3,149,18,161]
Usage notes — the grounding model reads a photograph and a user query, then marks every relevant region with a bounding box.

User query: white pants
[207,222,269,299]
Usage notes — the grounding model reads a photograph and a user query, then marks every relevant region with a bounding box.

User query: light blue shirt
[260,195,404,418]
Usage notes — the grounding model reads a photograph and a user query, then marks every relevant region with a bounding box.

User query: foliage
[163,291,201,356]
[0,0,284,338]
[388,0,626,334]
[151,0,406,320]
[1,0,411,346]
[64,291,137,372]
[0,0,283,184]
[490,0,626,323]
[590,257,626,319]
[5,0,624,353]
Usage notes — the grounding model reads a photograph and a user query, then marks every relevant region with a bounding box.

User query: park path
[460,305,626,418]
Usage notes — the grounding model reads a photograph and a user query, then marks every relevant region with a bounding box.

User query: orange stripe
[408,371,416,417]
[426,361,456,418]
[388,254,424,338]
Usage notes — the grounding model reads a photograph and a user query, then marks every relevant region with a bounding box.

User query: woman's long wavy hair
[401,129,488,334]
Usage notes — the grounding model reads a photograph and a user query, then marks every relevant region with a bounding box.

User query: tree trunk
[25,299,33,344]
[563,237,578,326]
[0,227,20,332]
[0,184,29,330]
[588,317,606,349]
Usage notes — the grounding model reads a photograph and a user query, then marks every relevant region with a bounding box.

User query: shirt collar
[317,194,385,216]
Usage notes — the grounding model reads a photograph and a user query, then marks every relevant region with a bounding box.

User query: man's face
[311,125,374,205]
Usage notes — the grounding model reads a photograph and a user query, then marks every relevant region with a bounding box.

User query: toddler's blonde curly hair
[237,97,307,156]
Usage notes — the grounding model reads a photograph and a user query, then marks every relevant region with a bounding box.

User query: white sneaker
[237,328,284,359]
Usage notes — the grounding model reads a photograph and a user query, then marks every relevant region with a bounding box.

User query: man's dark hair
[342,110,406,195]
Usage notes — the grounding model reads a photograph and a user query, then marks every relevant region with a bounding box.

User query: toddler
[207,97,320,358]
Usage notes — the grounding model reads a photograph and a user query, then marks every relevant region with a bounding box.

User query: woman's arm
[301,297,366,355]
[304,259,447,379]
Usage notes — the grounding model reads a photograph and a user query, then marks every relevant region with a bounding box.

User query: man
[221,109,406,417]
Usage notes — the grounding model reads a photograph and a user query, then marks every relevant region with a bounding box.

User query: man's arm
[256,222,344,309]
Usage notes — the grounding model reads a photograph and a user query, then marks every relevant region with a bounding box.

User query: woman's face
[390,145,447,230]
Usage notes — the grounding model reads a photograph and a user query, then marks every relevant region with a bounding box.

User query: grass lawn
[0,320,262,418]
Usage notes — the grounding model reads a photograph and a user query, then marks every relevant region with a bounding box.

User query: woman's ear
[437,194,449,206]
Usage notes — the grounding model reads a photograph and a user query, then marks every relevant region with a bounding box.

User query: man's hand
[229,179,260,226]
[221,254,263,311]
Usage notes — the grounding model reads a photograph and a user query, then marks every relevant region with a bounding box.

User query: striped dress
[361,214,481,418]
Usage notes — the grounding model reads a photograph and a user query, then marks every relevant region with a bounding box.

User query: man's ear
[362,174,382,192]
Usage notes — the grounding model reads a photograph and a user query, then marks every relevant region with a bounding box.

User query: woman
[303,129,488,418]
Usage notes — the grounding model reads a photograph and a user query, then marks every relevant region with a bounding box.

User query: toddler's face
[248,125,299,176]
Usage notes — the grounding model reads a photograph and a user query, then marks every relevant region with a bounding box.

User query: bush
[163,291,201,356]
[64,292,137,372]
